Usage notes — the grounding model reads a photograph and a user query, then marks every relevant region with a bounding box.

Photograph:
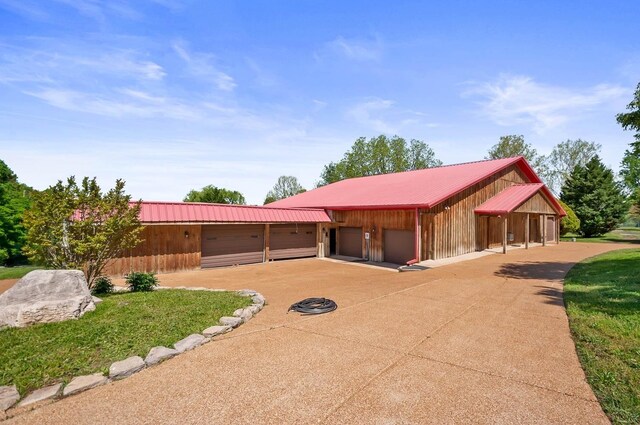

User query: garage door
[384,229,415,265]
[269,224,317,260]
[201,225,264,268]
[339,227,362,258]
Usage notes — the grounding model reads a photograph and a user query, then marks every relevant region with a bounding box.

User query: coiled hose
[288,297,338,315]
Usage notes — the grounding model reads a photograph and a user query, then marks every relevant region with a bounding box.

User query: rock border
[1,287,265,420]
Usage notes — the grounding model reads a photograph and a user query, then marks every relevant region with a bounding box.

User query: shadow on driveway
[494,261,576,282]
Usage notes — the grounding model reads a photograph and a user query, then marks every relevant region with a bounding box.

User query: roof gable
[269,157,541,210]
[474,184,566,216]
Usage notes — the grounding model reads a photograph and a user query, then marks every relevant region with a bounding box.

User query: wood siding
[331,210,414,262]
[426,164,529,260]
[103,225,201,276]
[514,192,557,214]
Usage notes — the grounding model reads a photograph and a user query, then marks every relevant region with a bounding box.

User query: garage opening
[201,224,264,268]
[383,229,414,265]
[338,227,363,258]
[269,224,317,260]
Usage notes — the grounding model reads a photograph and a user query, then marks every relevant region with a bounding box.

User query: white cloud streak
[326,36,383,61]
[172,40,236,91]
[464,75,627,133]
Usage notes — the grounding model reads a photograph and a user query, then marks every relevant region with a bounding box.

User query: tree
[264,176,306,204]
[22,177,144,287]
[557,200,580,236]
[616,82,640,208]
[543,139,601,194]
[318,135,441,186]
[0,160,33,265]
[560,156,628,237]
[183,185,246,205]
[486,135,546,175]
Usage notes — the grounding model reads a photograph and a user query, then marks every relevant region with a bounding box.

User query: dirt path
[7,242,632,424]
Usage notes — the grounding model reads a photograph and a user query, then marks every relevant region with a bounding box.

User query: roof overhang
[474,184,566,217]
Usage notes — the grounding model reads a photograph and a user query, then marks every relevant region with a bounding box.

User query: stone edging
[0,287,266,420]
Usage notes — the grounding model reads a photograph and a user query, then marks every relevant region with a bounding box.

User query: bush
[125,272,158,292]
[558,200,580,236]
[92,275,113,295]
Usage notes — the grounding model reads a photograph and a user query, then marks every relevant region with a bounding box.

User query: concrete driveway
[7,242,628,424]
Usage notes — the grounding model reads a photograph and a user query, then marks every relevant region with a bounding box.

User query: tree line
[0,82,638,281]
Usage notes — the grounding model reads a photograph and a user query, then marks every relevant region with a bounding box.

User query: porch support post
[264,223,270,262]
[415,208,421,261]
[556,216,561,244]
[525,213,530,249]
[502,215,508,254]
[542,215,547,247]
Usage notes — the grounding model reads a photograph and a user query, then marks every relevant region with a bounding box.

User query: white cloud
[346,98,396,133]
[464,75,627,133]
[172,40,236,91]
[327,36,383,61]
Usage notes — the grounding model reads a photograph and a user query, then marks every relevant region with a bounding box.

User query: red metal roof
[136,202,331,224]
[474,183,566,216]
[268,157,542,210]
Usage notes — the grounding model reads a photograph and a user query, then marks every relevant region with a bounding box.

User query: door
[338,227,363,258]
[269,224,317,260]
[201,225,264,268]
[329,228,337,255]
[546,216,556,242]
[383,229,415,265]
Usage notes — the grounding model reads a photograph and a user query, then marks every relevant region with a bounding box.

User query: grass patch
[0,289,251,395]
[561,228,640,244]
[0,266,40,280]
[564,249,640,424]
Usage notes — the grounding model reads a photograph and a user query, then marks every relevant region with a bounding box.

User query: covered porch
[474,183,566,254]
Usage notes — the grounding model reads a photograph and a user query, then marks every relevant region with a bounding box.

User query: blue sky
[1,1,638,204]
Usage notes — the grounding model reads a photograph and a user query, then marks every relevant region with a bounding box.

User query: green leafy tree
[544,139,601,194]
[486,135,547,176]
[23,177,144,287]
[0,160,33,265]
[557,200,580,236]
[319,135,441,186]
[264,176,306,204]
[616,82,640,208]
[183,185,246,205]
[560,156,628,237]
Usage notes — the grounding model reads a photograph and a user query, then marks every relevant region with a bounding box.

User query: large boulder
[0,270,96,329]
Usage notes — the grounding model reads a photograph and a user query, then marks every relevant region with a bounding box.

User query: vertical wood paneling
[430,164,529,259]
[103,224,201,276]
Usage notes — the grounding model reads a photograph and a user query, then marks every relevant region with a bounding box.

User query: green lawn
[564,249,640,424]
[561,228,640,244]
[0,265,40,280]
[0,289,251,395]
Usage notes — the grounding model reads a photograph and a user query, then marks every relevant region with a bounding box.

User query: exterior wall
[425,164,530,260]
[514,192,557,214]
[326,210,414,262]
[103,224,201,276]
[482,213,544,249]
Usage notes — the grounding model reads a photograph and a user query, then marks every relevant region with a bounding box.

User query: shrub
[92,275,113,295]
[125,272,158,292]
[558,200,580,236]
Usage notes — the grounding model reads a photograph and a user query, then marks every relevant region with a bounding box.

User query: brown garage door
[269,224,317,260]
[383,229,415,265]
[546,216,556,242]
[339,227,362,258]
[201,224,264,268]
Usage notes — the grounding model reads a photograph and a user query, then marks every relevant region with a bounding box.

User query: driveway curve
[6,242,629,424]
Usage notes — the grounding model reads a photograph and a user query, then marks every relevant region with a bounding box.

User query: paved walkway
[7,242,631,424]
